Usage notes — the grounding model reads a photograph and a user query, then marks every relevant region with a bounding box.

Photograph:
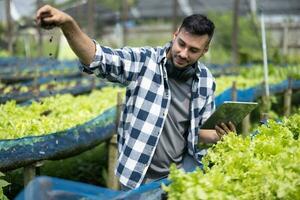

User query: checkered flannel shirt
[79,41,216,189]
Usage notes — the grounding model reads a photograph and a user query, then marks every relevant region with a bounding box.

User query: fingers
[36,5,52,21]
[220,122,231,133]
[228,121,236,132]
[36,5,60,29]
[215,121,237,139]
[215,125,226,138]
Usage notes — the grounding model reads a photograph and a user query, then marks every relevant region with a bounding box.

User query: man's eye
[178,41,185,47]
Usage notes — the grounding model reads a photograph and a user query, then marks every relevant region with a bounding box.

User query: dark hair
[179,14,215,40]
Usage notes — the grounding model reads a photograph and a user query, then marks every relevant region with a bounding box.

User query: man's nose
[179,48,188,59]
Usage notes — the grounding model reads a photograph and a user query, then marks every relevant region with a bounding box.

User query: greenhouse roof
[135,0,300,18]
[1,0,299,23]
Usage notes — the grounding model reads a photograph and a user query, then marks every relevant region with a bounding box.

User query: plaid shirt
[79,41,215,189]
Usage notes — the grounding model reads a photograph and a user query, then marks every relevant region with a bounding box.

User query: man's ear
[202,47,209,56]
[173,28,179,40]
[203,39,212,54]
[204,47,209,54]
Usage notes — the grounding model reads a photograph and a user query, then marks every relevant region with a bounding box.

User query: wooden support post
[24,165,35,200]
[261,82,270,115]
[231,0,240,67]
[282,24,289,55]
[261,95,270,120]
[231,81,237,101]
[36,0,44,57]
[87,0,95,38]
[107,135,119,190]
[121,0,129,46]
[242,114,251,136]
[24,165,36,186]
[5,0,14,54]
[24,162,43,186]
[283,78,292,116]
[172,0,179,33]
[260,112,269,125]
[231,81,250,135]
[107,92,123,190]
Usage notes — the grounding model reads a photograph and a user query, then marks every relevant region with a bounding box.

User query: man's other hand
[215,121,236,139]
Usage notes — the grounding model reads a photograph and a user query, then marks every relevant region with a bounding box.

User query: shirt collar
[157,41,172,65]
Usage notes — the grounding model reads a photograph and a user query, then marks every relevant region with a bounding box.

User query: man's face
[168,28,210,69]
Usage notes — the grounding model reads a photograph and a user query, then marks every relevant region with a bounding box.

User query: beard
[171,54,190,69]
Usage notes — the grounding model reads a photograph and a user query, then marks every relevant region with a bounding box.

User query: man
[36,5,236,189]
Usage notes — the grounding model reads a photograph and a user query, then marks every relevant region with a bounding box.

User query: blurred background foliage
[0,0,299,65]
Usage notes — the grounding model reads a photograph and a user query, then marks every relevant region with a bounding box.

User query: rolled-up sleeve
[78,40,102,74]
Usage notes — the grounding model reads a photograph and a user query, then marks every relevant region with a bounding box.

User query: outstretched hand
[215,121,236,139]
[36,4,95,65]
[36,5,72,29]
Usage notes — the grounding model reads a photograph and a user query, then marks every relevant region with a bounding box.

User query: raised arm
[36,5,95,65]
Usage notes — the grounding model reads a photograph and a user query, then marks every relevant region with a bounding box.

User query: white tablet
[201,101,258,129]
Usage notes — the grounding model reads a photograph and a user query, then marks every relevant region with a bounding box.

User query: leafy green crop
[0,87,124,140]
[0,172,9,200]
[284,113,300,140]
[0,78,102,95]
[164,111,300,200]
[215,64,300,95]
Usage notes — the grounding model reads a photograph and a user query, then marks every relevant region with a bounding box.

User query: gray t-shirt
[144,68,193,182]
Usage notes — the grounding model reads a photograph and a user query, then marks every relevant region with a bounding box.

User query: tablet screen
[201,101,258,129]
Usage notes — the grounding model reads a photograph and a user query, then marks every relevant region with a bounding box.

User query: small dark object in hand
[41,19,56,30]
